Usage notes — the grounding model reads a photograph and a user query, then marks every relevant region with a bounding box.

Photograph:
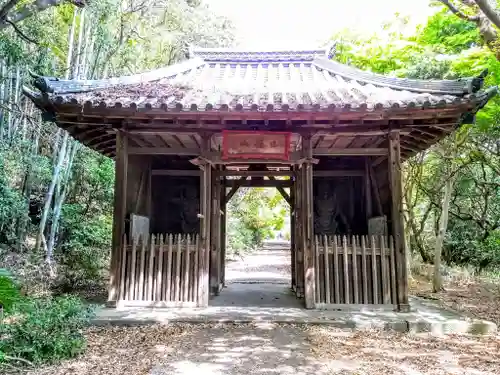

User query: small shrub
[0,268,20,312]
[0,295,95,365]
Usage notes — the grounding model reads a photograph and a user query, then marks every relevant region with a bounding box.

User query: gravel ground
[10,247,500,375]
[307,326,500,375]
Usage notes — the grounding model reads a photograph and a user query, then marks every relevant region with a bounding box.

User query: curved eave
[313,58,487,95]
[31,57,205,95]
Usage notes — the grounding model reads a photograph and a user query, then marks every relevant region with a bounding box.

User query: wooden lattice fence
[117,234,207,307]
[314,235,397,308]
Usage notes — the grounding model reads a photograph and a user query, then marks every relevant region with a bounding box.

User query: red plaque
[222,130,291,160]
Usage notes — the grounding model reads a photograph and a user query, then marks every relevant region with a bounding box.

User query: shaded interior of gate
[119,151,399,309]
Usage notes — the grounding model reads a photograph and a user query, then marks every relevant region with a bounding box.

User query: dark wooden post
[303,135,315,309]
[290,168,296,292]
[220,168,227,287]
[295,165,304,298]
[108,130,128,305]
[197,135,212,307]
[210,166,222,295]
[364,157,373,222]
[388,130,409,311]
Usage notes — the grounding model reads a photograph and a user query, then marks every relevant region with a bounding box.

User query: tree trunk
[432,175,454,293]
[47,141,78,256]
[36,131,69,255]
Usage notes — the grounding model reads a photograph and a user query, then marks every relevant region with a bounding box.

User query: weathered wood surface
[314,235,396,307]
[118,234,203,307]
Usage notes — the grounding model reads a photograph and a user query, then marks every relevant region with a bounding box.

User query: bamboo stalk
[156,234,164,301]
[323,235,330,305]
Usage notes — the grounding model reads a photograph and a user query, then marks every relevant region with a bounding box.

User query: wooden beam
[224,177,247,203]
[314,170,364,177]
[226,179,292,188]
[218,170,293,177]
[388,130,409,311]
[268,176,291,205]
[152,169,200,177]
[108,131,128,305]
[129,148,388,157]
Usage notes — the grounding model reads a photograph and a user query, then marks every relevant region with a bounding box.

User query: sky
[206,0,435,48]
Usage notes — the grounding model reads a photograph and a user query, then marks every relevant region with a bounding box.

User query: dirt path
[150,323,329,375]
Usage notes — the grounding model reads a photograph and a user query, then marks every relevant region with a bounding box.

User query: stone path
[149,323,331,375]
[211,244,301,308]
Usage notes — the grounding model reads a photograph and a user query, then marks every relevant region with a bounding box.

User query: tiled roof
[24,47,493,113]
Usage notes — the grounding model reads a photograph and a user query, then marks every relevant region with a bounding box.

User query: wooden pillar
[210,166,222,295]
[290,168,296,291]
[108,130,128,305]
[364,157,373,222]
[388,130,409,311]
[303,136,315,309]
[220,172,227,288]
[295,165,304,298]
[197,135,212,307]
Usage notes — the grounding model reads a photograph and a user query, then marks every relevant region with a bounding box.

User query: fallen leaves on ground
[307,326,500,375]
[410,273,500,326]
[22,324,198,375]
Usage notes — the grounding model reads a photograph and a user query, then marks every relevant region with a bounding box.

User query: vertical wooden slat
[380,235,390,304]
[352,235,359,304]
[147,235,155,301]
[175,234,182,302]
[166,234,173,301]
[361,236,368,304]
[333,235,339,303]
[314,235,320,303]
[193,234,200,302]
[119,235,127,301]
[371,236,379,304]
[342,236,349,304]
[156,234,164,301]
[323,235,330,305]
[138,236,146,300]
[129,237,137,300]
[184,235,191,302]
[389,236,397,305]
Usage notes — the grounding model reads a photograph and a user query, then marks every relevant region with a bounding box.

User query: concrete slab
[95,245,497,335]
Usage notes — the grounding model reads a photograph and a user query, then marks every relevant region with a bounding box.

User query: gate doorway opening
[209,185,299,308]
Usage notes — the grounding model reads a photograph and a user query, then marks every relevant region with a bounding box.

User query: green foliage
[0,150,27,245]
[332,8,500,272]
[0,269,21,312]
[0,295,95,365]
[227,187,289,256]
